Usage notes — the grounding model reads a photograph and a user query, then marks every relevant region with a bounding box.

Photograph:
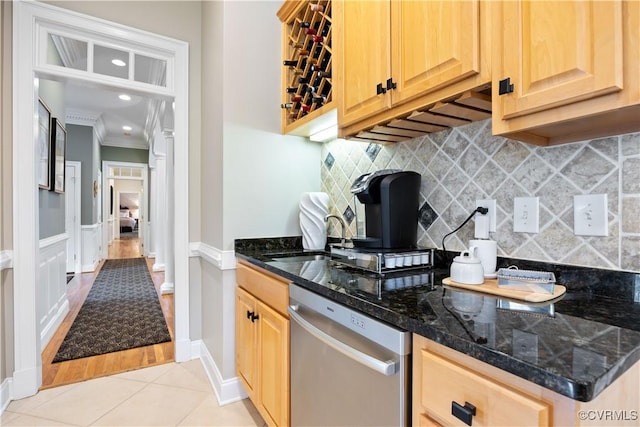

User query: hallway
[41,238,173,389]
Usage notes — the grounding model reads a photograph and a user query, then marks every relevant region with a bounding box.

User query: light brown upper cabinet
[336,0,492,141]
[492,0,640,145]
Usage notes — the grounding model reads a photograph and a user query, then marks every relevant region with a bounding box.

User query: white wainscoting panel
[107,218,114,245]
[81,224,101,272]
[38,234,70,348]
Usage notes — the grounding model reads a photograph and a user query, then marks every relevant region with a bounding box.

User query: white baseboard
[40,299,69,349]
[81,260,99,273]
[0,378,12,416]
[152,263,165,272]
[192,340,247,406]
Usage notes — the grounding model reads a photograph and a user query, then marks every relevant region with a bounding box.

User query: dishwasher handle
[288,305,398,376]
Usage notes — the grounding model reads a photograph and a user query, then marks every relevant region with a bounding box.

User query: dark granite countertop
[235,238,640,403]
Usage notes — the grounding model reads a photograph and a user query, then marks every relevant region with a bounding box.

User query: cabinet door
[496,0,623,120]
[338,0,392,126]
[236,288,257,399]
[391,0,482,105]
[257,300,289,427]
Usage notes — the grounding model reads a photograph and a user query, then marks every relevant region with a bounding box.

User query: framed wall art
[50,117,67,193]
[37,98,52,190]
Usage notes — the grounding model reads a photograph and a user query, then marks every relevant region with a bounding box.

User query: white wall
[200,0,322,391]
[220,1,322,249]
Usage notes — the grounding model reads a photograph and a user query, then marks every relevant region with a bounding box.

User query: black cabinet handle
[386,78,397,91]
[498,77,514,95]
[246,310,253,319]
[251,313,260,323]
[451,401,476,426]
[376,83,386,95]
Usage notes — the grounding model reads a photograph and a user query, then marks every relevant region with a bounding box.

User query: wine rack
[277,0,335,136]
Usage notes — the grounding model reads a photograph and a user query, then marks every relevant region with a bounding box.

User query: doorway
[12,1,190,399]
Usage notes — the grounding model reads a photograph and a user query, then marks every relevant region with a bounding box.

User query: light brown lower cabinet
[413,334,640,427]
[236,261,290,427]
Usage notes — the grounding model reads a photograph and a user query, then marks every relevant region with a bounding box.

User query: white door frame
[103,163,148,256]
[65,161,82,275]
[12,1,190,398]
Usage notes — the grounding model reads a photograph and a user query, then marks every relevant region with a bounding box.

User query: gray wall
[38,79,66,239]
[101,146,149,164]
[66,124,96,226]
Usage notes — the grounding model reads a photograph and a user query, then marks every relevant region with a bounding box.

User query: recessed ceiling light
[119,94,131,101]
[122,125,132,131]
[112,59,126,67]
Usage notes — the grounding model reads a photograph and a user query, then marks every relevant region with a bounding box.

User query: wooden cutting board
[443,277,566,303]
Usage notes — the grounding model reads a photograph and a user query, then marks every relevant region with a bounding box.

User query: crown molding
[65,108,100,126]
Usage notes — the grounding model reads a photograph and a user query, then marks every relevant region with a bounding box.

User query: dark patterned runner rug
[53,258,172,362]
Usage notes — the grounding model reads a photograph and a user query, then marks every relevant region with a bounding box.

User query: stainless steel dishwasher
[289,283,411,426]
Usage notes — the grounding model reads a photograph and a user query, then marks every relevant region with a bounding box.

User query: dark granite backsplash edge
[235,237,640,303]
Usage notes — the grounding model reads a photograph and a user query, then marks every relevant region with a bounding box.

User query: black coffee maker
[350,169,421,249]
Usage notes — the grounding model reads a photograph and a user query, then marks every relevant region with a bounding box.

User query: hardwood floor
[41,238,174,389]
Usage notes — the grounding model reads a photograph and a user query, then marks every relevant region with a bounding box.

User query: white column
[161,131,175,294]
[152,153,166,272]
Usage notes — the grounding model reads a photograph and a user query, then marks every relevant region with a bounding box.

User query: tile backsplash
[320,119,640,273]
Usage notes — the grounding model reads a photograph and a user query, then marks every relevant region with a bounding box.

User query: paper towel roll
[299,192,329,250]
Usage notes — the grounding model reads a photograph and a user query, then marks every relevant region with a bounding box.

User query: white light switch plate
[574,194,608,236]
[513,197,539,233]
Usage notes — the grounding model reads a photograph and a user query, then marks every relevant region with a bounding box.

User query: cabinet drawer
[419,349,550,426]
[236,261,290,316]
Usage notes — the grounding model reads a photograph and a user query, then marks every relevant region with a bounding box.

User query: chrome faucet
[325,214,347,245]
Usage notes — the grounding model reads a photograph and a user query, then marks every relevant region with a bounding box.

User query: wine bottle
[310,4,324,12]
[301,104,312,112]
[312,35,325,43]
[286,87,298,93]
[281,102,294,109]
[314,69,331,78]
[291,95,302,102]
[298,77,310,84]
[312,95,326,105]
[305,28,317,36]
[300,22,311,28]
[298,49,310,57]
[283,59,297,67]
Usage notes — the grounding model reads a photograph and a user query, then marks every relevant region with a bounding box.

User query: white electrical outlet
[475,199,496,234]
[513,197,539,233]
[574,194,608,236]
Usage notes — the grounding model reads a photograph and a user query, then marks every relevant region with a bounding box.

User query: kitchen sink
[267,251,330,263]
[270,254,330,262]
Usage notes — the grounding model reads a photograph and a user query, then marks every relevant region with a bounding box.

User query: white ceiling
[63,81,153,150]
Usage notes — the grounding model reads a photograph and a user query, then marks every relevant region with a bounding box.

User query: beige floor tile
[25,376,147,426]
[151,361,213,393]
[0,412,77,426]
[6,382,78,414]
[112,362,174,383]
[178,396,264,427]
[91,383,209,426]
